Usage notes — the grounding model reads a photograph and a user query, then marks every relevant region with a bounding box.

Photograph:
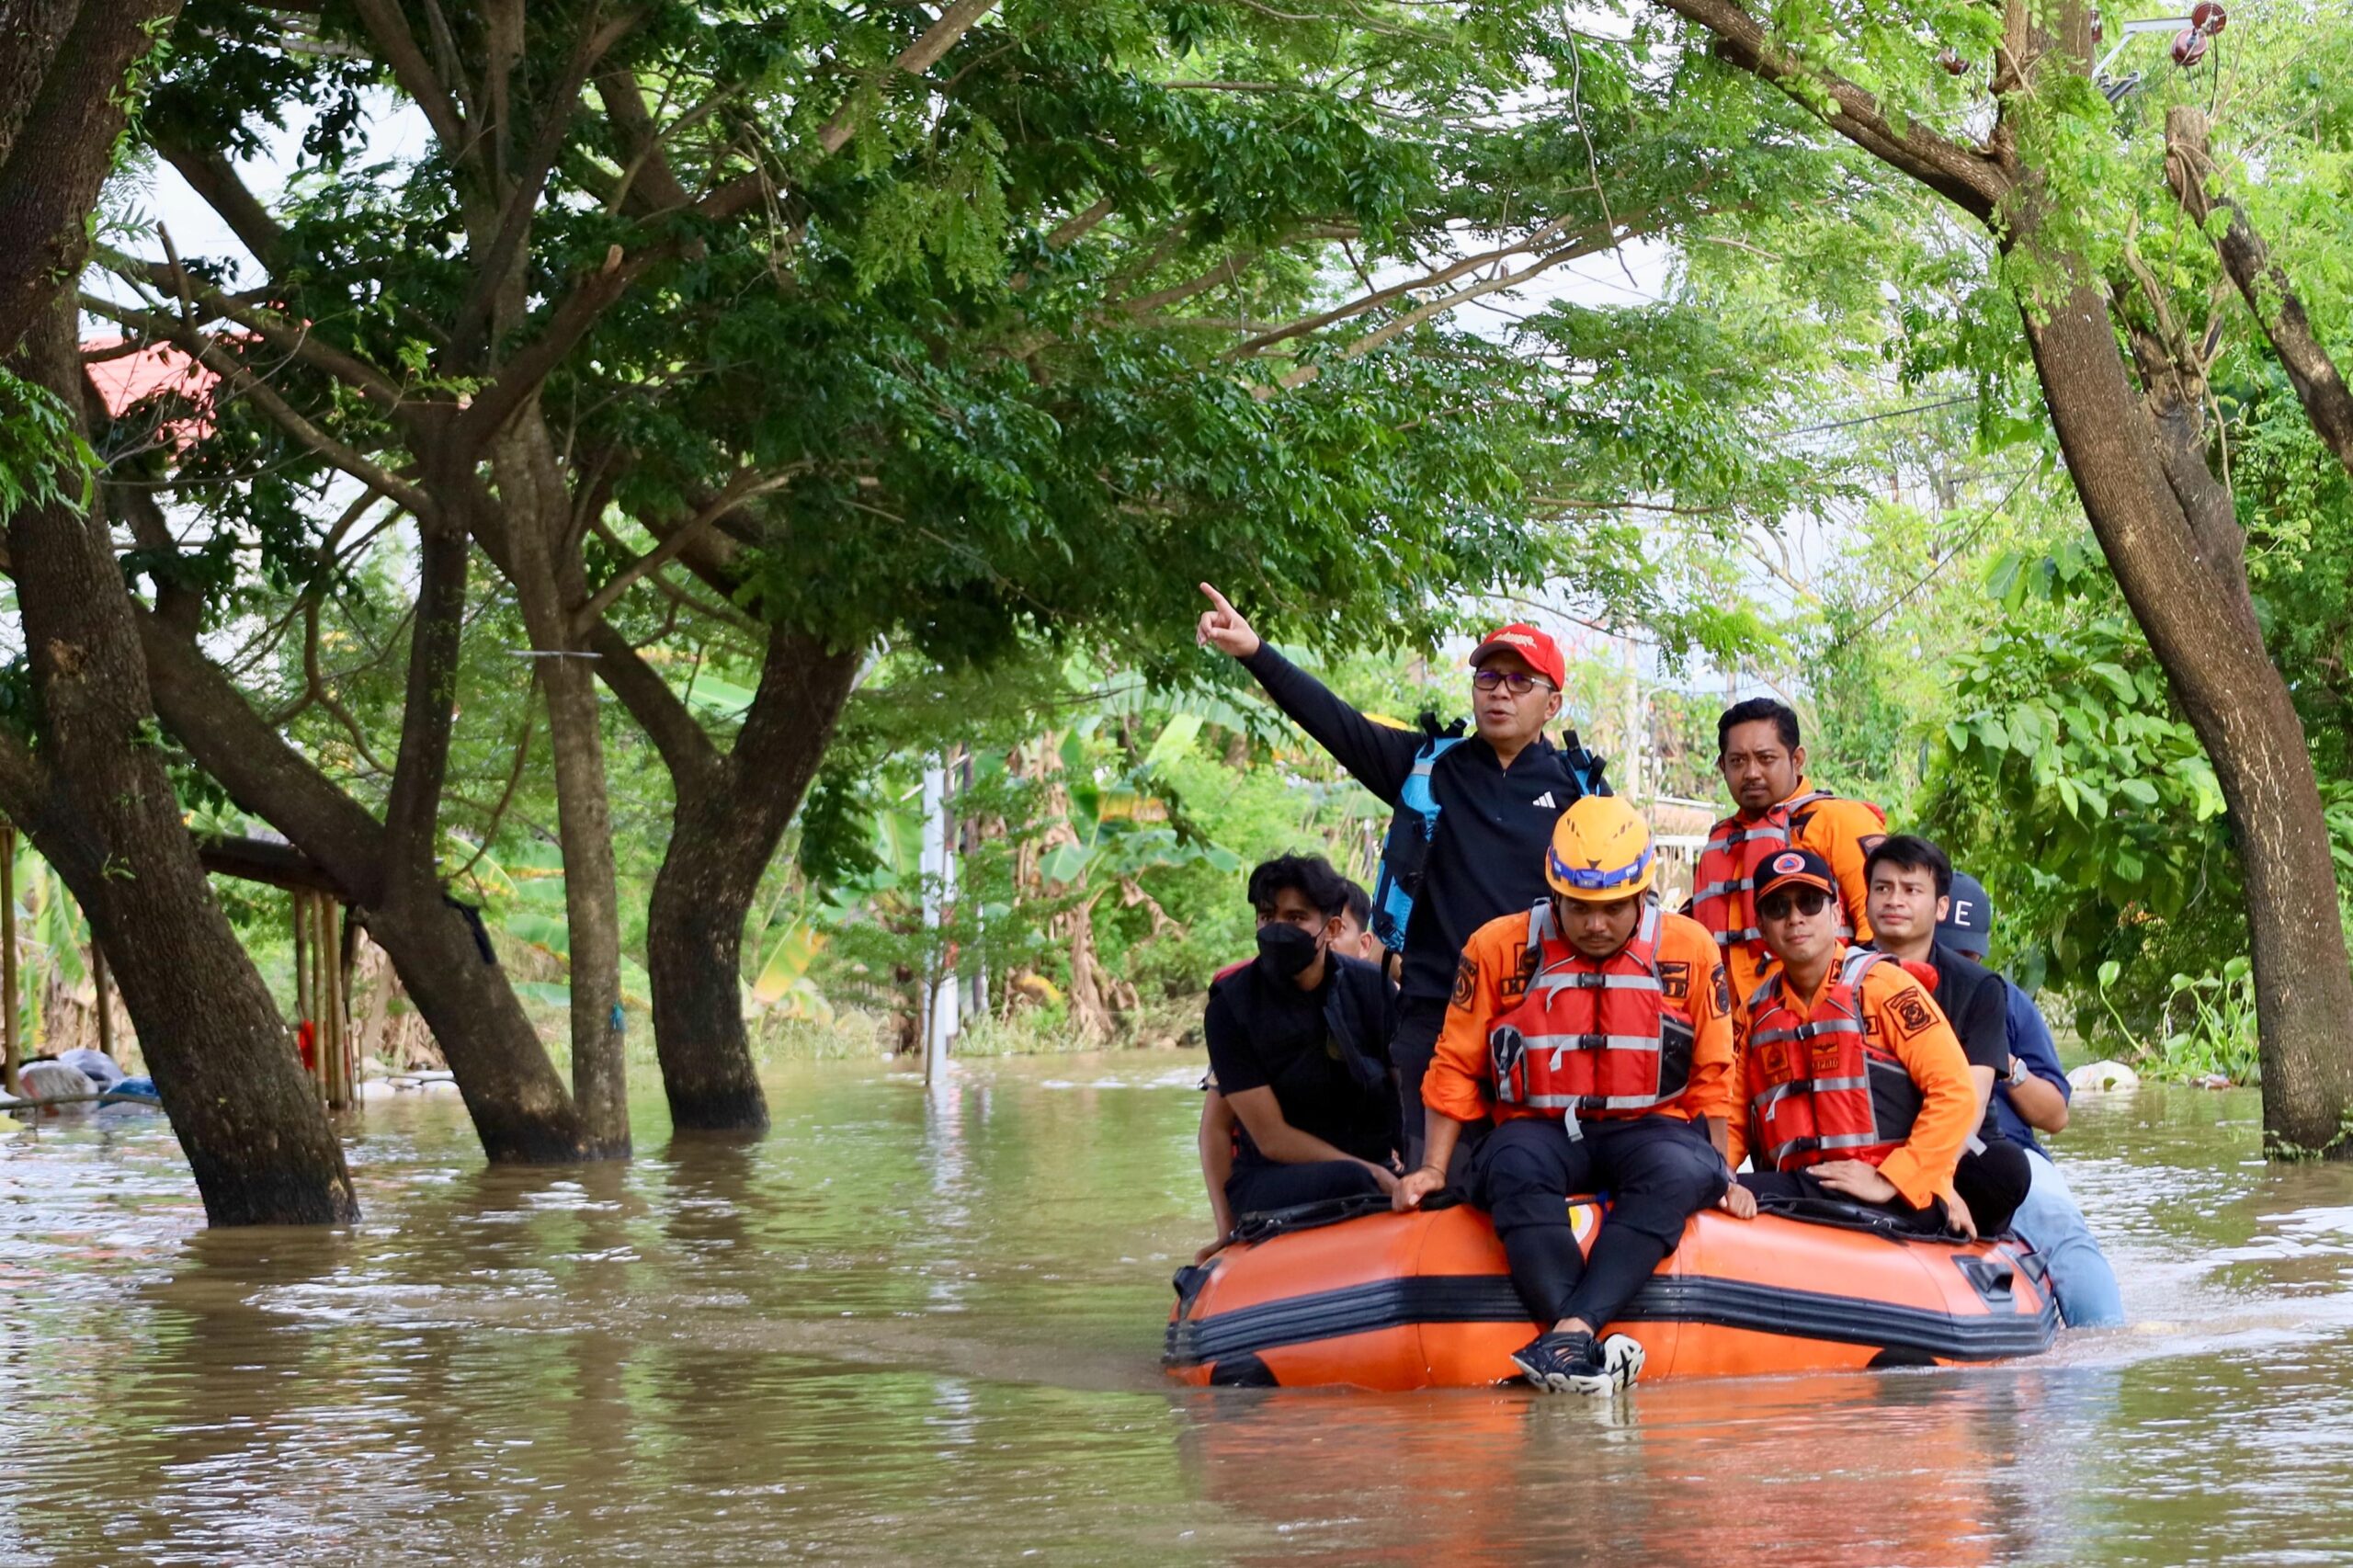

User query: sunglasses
[1472,668,1555,695]
[1756,887,1832,922]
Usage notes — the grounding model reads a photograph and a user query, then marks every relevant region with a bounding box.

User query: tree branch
[813,0,1002,156]
[1647,0,2009,221]
[449,10,643,363]
[2165,106,2353,478]
[449,242,663,452]
[571,467,790,634]
[103,254,410,411]
[584,618,722,788]
[153,139,289,273]
[347,0,472,169]
[81,292,435,518]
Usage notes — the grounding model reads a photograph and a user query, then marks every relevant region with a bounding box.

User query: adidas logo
[1532,791,1556,808]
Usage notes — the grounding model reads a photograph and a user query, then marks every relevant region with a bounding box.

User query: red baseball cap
[1467,623,1565,687]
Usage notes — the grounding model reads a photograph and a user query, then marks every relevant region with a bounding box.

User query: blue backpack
[1369,716,1607,954]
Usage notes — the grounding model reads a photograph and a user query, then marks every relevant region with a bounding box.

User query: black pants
[1953,1137,2034,1237]
[1737,1168,1949,1233]
[1474,1114,1728,1333]
[1225,1158,1384,1217]
[1739,1134,2035,1236]
[1389,996,1449,1170]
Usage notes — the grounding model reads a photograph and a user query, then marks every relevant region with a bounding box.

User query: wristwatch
[2006,1056,2029,1085]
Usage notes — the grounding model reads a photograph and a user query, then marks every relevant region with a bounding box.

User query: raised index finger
[1198,581,1238,619]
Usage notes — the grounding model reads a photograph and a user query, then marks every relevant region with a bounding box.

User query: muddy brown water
[0,1056,2346,1565]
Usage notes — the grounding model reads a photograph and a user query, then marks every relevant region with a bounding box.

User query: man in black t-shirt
[1204,855,1402,1225]
[1861,835,2033,1236]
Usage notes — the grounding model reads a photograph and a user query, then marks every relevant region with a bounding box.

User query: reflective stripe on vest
[1744,949,1921,1173]
[1488,900,1696,1119]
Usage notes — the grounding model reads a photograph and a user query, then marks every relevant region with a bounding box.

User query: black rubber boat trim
[1165,1269,2058,1369]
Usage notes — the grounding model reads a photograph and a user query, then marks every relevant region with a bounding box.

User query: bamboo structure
[0,824,16,1096]
[292,889,355,1109]
[91,942,112,1063]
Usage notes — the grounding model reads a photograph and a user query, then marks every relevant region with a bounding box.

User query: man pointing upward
[1197,584,1608,1165]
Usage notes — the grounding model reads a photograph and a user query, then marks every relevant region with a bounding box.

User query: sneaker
[1509,1329,1596,1392]
[1564,1332,1647,1396]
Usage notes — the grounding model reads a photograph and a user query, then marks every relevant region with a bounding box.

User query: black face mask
[1256,921,1323,981]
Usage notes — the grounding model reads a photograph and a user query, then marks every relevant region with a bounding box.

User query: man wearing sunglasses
[1196,584,1607,1166]
[1728,849,1983,1234]
[1394,797,1738,1394]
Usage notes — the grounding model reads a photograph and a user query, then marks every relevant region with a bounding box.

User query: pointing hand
[1196,582,1262,660]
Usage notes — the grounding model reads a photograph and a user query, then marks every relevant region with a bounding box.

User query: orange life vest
[1744,949,1922,1172]
[1487,901,1696,1121]
[1692,790,1882,957]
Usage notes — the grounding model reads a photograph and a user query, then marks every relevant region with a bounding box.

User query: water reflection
[0,1064,2347,1563]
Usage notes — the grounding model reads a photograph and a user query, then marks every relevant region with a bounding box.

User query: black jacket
[1206,952,1400,1165]
[1241,644,1607,1006]
[1866,937,2010,1139]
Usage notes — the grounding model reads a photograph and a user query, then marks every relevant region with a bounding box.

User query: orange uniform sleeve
[1424,914,1526,1125]
[1863,965,1977,1207]
[1799,790,1887,948]
[1660,913,1735,1124]
[1725,999,1755,1171]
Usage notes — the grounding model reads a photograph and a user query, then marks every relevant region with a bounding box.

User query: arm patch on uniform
[1451,953,1479,1011]
[1890,988,1938,1039]
[1505,944,1538,1003]
[1711,962,1732,1014]
[1657,960,1690,1002]
[1858,832,1887,857]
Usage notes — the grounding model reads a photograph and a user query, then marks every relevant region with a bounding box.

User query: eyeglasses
[1756,887,1832,922]
[1472,668,1555,695]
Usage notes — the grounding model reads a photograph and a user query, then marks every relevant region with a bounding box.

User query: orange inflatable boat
[1165,1194,2057,1390]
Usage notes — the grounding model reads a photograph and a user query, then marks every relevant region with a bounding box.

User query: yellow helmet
[1545,796,1656,902]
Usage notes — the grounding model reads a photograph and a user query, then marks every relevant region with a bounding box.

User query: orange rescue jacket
[1729,945,1976,1208]
[1695,781,1886,997]
[1427,902,1734,1128]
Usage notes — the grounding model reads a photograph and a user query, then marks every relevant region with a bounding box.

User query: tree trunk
[133,600,597,1163]
[1645,0,2353,1154]
[640,633,862,1131]
[1,300,355,1223]
[493,420,630,1154]
[0,0,183,350]
[2020,282,2353,1155]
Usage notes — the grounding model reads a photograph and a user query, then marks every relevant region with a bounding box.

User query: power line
[1782,392,1977,437]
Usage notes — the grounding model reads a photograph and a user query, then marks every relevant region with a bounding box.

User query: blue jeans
[2010,1148,2125,1328]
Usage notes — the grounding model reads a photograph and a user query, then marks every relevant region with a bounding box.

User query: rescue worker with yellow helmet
[1394,797,1744,1394]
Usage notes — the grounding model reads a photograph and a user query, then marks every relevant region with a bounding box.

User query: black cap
[1754,847,1837,905]
[1938,871,1993,960]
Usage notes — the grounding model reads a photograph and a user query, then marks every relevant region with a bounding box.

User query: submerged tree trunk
[637,631,862,1131]
[134,590,597,1164]
[0,301,355,1224]
[2020,284,2353,1156]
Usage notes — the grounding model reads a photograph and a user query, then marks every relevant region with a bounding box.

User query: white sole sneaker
[1563,1333,1646,1395]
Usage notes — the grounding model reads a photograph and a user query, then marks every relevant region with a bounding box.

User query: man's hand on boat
[1197,583,1262,659]
[1815,1157,1978,1238]
[1718,1181,1757,1220]
[1392,1164,1446,1212]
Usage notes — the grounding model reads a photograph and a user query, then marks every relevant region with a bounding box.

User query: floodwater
[1,1057,2347,1566]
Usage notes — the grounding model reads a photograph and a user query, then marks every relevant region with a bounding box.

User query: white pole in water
[920,759,961,1084]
